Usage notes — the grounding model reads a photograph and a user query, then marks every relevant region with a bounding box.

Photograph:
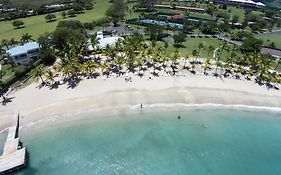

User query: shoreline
[1,72,281,132]
[2,102,281,137]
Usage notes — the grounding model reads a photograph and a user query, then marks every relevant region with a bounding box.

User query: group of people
[125,77,132,82]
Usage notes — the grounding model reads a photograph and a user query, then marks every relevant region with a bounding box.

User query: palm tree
[217,41,228,61]
[171,48,180,74]
[114,55,124,72]
[91,33,100,46]
[183,54,189,69]
[136,55,144,76]
[21,33,33,44]
[207,45,215,58]
[9,38,18,47]
[0,47,6,61]
[0,79,6,101]
[164,41,169,53]
[31,65,45,85]
[204,57,211,74]
[215,41,228,75]
[45,69,55,85]
[101,62,110,76]
[1,39,9,50]
[198,42,205,59]
[83,60,98,77]
[274,57,281,71]
[192,49,199,63]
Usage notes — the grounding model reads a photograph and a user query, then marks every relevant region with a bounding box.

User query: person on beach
[140,104,143,108]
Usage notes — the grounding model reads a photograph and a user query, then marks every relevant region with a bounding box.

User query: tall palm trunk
[39,75,45,84]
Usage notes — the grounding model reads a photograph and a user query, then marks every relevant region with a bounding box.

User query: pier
[0,114,26,174]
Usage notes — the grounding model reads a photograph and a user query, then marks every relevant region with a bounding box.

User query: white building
[6,42,40,65]
[88,31,123,51]
[213,0,266,9]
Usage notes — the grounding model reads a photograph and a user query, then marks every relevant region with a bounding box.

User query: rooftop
[88,36,123,50]
[6,42,39,56]
[227,0,266,6]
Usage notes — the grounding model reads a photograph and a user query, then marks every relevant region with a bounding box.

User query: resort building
[6,42,40,65]
[213,0,266,9]
[88,31,123,51]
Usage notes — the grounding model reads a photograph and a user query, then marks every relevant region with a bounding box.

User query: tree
[38,32,52,49]
[9,38,18,47]
[83,60,97,77]
[90,33,100,57]
[51,28,86,52]
[192,49,198,60]
[0,47,6,61]
[207,45,215,57]
[106,0,126,26]
[39,49,56,65]
[0,79,7,101]
[232,15,240,24]
[200,21,218,34]
[44,14,56,22]
[12,20,24,29]
[61,11,67,19]
[198,42,205,59]
[173,33,186,47]
[274,57,281,71]
[31,64,45,85]
[1,39,10,50]
[241,37,263,54]
[21,33,33,44]
[57,20,84,29]
[73,3,84,13]
[45,70,55,85]
[67,10,76,17]
[269,42,276,49]
[145,25,164,41]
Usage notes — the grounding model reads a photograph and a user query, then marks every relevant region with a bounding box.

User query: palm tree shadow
[49,81,61,90]
[1,96,15,106]
[67,77,81,89]
[36,82,46,89]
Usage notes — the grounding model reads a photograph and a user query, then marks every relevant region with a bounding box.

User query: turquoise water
[1,108,281,175]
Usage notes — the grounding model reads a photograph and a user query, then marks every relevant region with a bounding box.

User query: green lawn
[0,0,110,41]
[257,33,281,49]
[158,36,225,59]
[227,7,245,22]
[227,7,264,23]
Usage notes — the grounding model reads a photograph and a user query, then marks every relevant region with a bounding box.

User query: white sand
[1,72,281,131]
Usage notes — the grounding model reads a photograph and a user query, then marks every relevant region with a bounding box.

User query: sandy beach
[1,71,281,131]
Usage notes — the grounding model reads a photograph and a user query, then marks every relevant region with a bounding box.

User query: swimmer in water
[201,122,208,128]
[178,115,181,119]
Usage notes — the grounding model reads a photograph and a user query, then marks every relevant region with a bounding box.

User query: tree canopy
[12,20,24,29]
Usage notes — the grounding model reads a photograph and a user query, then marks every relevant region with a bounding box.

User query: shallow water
[2,108,281,175]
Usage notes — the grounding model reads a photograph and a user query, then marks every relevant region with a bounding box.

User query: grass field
[257,33,281,49]
[157,36,225,59]
[0,0,110,41]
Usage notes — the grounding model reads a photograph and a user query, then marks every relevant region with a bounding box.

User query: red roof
[171,14,185,19]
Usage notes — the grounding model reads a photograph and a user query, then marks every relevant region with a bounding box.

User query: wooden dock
[0,114,26,174]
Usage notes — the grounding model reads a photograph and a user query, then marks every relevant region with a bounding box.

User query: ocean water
[1,108,281,175]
